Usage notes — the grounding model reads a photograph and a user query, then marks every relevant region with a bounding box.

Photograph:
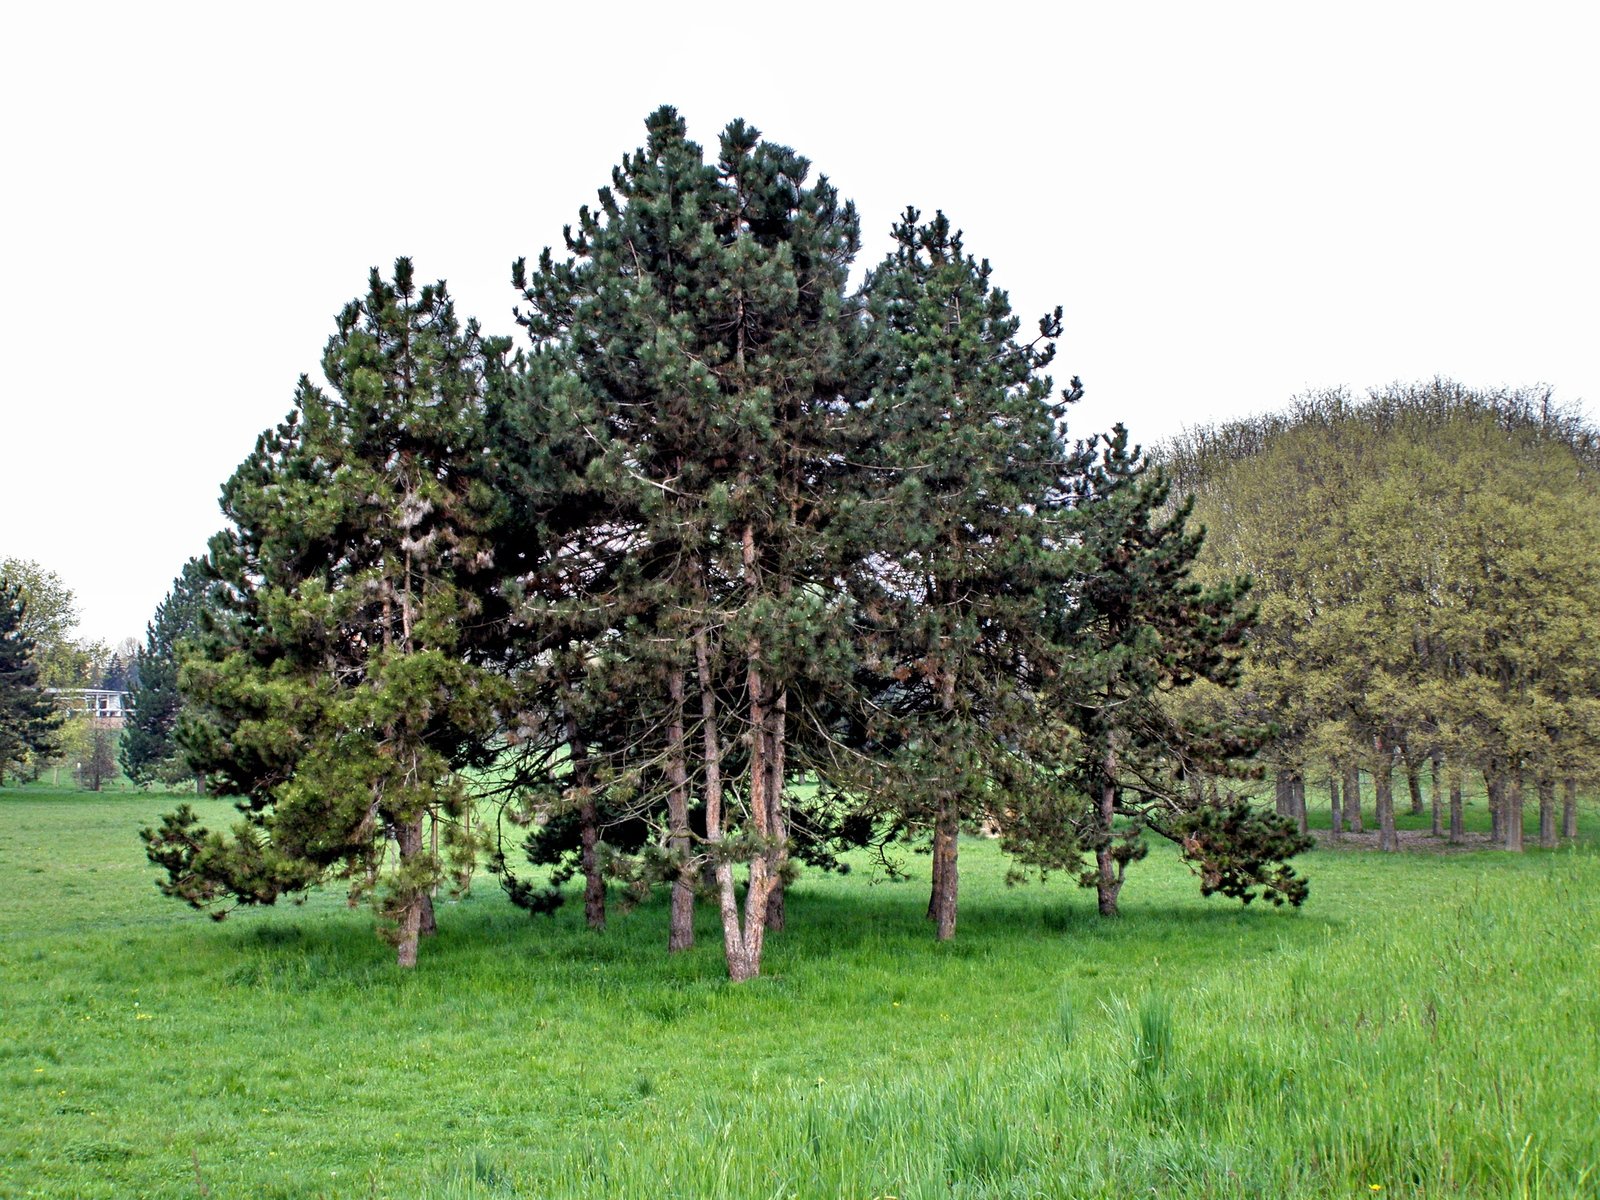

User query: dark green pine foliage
[142,261,515,967]
[842,209,1086,940]
[508,107,860,980]
[1005,428,1310,913]
[0,575,64,778]
[121,557,210,788]
[483,323,660,934]
[99,651,137,693]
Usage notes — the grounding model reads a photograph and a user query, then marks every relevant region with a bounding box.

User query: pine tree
[1005,429,1309,914]
[121,558,210,788]
[480,313,660,935]
[507,108,860,980]
[142,261,514,967]
[839,209,1084,940]
[0,575,64,779]
[99,648,138,693]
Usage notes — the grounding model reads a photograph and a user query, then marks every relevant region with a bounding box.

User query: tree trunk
[726,527,780,969]
[696,623,771,983]
[924,668,962,938]
[664,669,696,952]
[764,878,786,934]
[1096,748,1123,917]
[742,650,775,946]
[1344,766,1364,833]
[763,687,789,932]
[456,807,474,895]
[1429,754,1443,838]
[1563,778,1579,840]
[1405,759,1425,816]
[1328,771,1343,839]
[564,710,605,932]
[930,799,959,941]
[1487,772,1504,846]
[1537,779,1556,849]
[1274,773,1293,819]
[394,813,425,969]
[1449,777,1464,844]
[579,796,605,930]
[423,812,440,934]
[1292,775,1308,835]
[1374,749,1398,852]
[1504,774,1524,852]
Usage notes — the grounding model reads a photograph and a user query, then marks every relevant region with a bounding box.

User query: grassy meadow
[2,783,1598,1199]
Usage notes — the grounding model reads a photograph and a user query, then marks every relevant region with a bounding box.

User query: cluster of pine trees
[1166,381,1600,851]
[142,109,1311,976]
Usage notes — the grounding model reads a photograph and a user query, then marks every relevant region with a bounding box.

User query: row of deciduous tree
[1164,381,1600,851]
[142,108,1310,976]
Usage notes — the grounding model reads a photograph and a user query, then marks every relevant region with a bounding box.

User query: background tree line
[0,551,222,792]
[139,108,1308,977]
[0,556,151,790]
[1163,380,1600,851]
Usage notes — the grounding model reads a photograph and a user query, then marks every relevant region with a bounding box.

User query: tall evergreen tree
[839,208,1084,940]
[482,321,664,936]
[142,261,514,967]
[122,558,210,788]
[508,107,860,981]
[1005,429,1309,914]
[0,575,64,779]
[99,644,139,693]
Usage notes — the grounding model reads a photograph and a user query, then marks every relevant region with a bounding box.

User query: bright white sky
[2,1,1595,647]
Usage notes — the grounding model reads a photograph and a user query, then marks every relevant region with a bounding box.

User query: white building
[47,688,132,728]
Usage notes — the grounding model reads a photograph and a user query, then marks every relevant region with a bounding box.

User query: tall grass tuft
[1135,990,1174,1080]
[944,1105,1017,1187]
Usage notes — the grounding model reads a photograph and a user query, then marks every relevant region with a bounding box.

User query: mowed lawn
[2,787,1597,1199]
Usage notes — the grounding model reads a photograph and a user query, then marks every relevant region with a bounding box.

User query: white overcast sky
[2,1,1595,647]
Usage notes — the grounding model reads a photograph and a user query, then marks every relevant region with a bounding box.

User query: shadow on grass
[178,862,1323,999]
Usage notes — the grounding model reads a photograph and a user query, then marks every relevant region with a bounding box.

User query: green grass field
[2,784,1597,1199]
